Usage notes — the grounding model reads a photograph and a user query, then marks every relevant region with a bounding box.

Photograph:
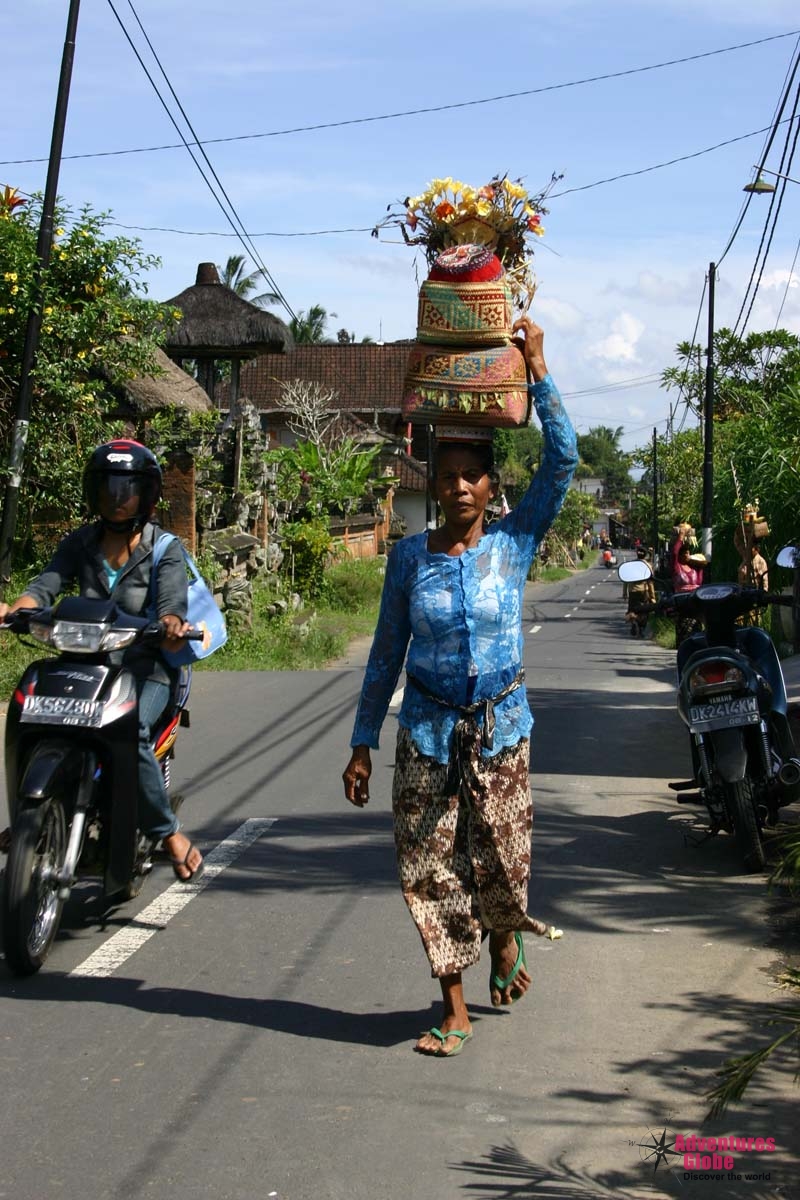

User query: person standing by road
[342,319,577,1058]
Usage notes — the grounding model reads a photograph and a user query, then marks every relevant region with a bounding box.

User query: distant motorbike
[619,551,800,872]
[1,597,200,975]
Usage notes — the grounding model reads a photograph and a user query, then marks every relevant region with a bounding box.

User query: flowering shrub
[373,173,562,307]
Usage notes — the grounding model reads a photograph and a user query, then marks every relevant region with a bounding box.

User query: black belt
[406,668,526,798]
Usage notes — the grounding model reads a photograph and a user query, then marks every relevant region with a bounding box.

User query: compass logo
[635,1124,682,1176]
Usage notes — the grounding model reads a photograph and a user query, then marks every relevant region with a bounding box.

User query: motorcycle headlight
[50,621,138,653]
[688,662,746,698]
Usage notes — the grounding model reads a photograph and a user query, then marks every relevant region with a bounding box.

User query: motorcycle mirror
[618,560,652,583]
[776,545,799,570]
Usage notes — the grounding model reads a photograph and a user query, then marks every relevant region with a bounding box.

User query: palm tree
[218,254,281,308]
[289,304,337,344]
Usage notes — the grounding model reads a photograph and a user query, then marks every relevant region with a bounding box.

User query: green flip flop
[490,931,527,1004]
[421,1027,473,1057]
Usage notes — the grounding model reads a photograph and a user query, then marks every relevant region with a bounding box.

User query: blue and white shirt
[350,374,578,763]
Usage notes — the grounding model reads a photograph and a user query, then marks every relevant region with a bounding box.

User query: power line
[716,37,800,266]
[38,115,790,242]
[733,64,800,336]
[104,0,296,322]
[2,30,797,167]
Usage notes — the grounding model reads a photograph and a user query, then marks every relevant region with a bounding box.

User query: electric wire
[1,30,797,167]
[716,37,800,267]
[730,45,800,334]
[738,108,800,336]
[105,0,297,321]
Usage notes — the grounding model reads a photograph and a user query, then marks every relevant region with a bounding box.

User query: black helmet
[83,439,162,532]
[636,546,648,559]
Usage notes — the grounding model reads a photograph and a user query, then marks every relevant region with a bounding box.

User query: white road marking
[389,686,404,708]
[528,624,542,634]
[69,818,277,978]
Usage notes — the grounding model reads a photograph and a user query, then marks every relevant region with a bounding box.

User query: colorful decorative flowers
[373,173,561,308]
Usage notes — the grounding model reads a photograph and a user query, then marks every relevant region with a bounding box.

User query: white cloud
[588,313,645,364]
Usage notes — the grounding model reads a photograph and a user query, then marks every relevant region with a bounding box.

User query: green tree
[217,254,280,308]
[632,426,704,548]
[0,194,173,559]
[550,487,600,547]
[289,304,336,344]
[662,328,800,422]
[577,425,632,502]
[493,425,544,502]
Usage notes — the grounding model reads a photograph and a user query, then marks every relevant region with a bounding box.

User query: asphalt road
[0,561,797,1200]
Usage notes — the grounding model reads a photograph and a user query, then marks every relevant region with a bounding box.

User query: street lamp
[743,166,800,193]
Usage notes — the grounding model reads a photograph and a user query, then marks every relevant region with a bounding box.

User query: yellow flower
[6,306,14,314]
[44,306,53,315]
[77,349,87,359]
[4,271,17,282]
[475,199,492,218]
[503,181,528,200]
[59,251,67,260]
[55,227,65,236]
[10,285,18,294]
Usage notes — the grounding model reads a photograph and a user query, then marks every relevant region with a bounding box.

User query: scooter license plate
[688,695,759,731]
[21,695,103,726]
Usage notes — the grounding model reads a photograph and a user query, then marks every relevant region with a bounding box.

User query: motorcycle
[1,596,200,975]
[618,551,800,873]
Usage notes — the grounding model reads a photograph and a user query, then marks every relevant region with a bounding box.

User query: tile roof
[235,342,412,412]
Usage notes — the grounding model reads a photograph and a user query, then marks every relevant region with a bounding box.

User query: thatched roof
[117,347,213,414]
[164,263,293,358]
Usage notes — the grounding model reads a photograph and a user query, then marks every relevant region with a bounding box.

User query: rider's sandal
[170,842,204,884]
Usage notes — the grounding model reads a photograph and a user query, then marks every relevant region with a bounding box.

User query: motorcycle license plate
[21,695,103,727]
[688,695,759,731]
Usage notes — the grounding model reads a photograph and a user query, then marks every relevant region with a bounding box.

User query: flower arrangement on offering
[373,172,561,309]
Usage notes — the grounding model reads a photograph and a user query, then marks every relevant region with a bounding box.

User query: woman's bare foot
[415,972,473,1056]
[162,830,203,881]
[489,931,532,1007]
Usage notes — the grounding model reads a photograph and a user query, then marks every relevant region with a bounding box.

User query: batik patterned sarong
[392,724,548,978]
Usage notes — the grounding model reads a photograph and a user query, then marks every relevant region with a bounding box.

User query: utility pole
[700,261,715,571]
[0,0,82,597]
[652,427,658,565]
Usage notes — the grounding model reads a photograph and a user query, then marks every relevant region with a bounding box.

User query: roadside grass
[205,557,384,671]
[533,550,598,584]
[0,559,386,697]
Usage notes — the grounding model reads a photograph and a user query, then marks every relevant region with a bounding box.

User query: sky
[2,0,799,453]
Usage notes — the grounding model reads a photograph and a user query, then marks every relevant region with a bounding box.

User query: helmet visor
[99,474,143,508]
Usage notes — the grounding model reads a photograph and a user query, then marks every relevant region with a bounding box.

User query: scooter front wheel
[1,798,67,975]
[725,779,766,874]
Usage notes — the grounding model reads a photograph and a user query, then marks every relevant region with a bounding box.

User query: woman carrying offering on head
[342,318,578,1057]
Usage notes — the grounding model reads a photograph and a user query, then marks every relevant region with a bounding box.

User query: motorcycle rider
[625,546,656,636]
[0,439,203,882]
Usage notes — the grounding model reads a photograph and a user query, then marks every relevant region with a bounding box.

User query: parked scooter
[618,550,800,872]
[1,596,200,975]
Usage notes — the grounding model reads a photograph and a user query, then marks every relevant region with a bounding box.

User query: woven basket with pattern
[416,278,513,346]
[403,341,531,427]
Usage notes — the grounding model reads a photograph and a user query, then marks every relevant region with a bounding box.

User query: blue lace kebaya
[350,374,578,763]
